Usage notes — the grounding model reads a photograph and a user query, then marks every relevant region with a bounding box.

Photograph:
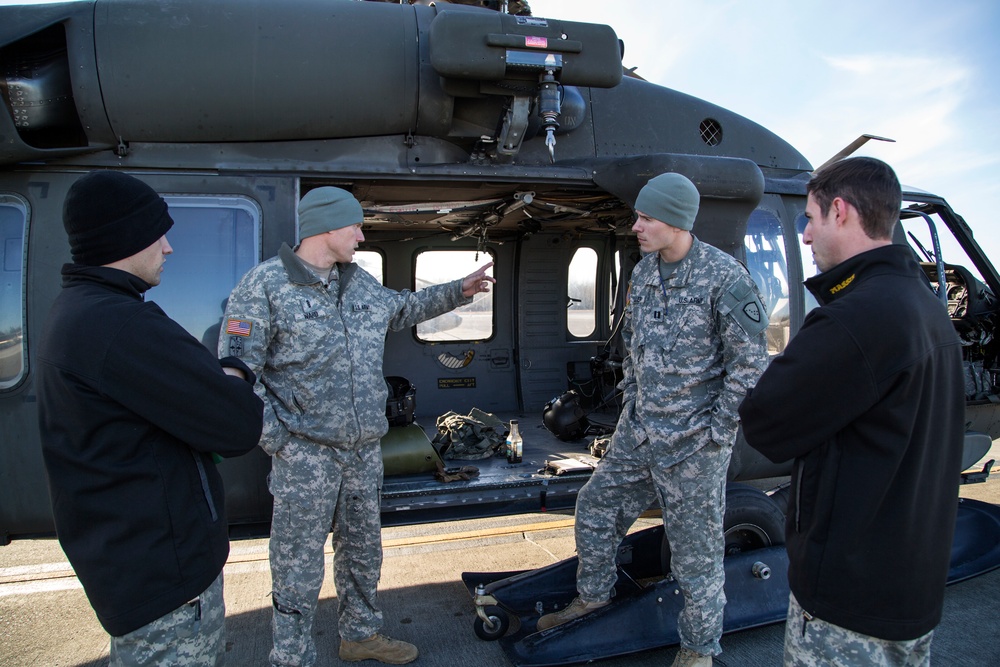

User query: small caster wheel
[474,606,510,640]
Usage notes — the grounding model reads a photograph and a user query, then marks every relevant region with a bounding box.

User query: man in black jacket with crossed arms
[36,171,264,666]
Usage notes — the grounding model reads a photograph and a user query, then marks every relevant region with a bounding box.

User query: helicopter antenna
[815,134,895,172]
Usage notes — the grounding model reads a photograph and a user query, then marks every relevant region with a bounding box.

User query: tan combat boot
[670,646,713,667]
[339,633,418,664]
[536,597,609,631]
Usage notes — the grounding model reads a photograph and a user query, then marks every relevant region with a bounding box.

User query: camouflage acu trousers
[574,436,730,656]
[268,436,385,667]
[784,593,933,667]
[109,571,225,667]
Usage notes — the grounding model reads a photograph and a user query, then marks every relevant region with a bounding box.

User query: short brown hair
[807,157,901,240]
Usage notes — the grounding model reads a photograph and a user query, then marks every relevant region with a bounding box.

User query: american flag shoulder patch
[225,318,252,337]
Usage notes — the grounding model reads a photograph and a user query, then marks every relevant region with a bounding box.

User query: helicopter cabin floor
[379,411,611,527]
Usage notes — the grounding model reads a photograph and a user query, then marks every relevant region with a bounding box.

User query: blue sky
[532,0,1000,266]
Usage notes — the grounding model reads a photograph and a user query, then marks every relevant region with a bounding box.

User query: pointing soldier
[537,173,769,667]
[221,186,494,666]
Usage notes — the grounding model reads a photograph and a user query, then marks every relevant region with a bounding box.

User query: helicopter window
[154,196,260,350]
[568,247,598,338]
[898,208,986,289]
[794,213,821,315]
[355,250,384,285]
[898,208,998,401]
[744,210,791,354]
[0,195,27,390]
[415,250,494,342]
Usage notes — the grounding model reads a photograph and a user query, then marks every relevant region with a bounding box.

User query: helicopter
[1,0,998,660]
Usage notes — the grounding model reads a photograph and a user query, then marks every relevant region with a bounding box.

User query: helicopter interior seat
[745,251,783,318]
[747,258,788,320]
[893,215,977,319]
[745,257,791,353]
[764,276,785,320]
[919,261,985,324]
[917,261,998,404]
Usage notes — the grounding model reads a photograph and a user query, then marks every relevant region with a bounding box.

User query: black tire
[473,606,510,641]
[660,483,786,573]
[767,482,791,516]
[723,483,786,555]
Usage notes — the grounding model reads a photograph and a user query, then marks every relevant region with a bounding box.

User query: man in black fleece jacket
[36,171,264,666]
[738,158,964,666]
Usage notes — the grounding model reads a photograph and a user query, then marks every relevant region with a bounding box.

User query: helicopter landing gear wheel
[473,606,510,641]
[661,482,786,573]
[722,483,786,556]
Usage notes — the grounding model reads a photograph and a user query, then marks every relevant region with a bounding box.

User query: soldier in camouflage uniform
[537,173,768,667]
[221,186,494,666]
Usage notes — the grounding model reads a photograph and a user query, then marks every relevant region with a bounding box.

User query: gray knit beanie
[298,187,363,240]
[634,173,700,231]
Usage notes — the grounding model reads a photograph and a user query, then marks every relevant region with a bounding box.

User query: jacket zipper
[794,459,804,533]
[801,609,814,638]
[192,452,218,521]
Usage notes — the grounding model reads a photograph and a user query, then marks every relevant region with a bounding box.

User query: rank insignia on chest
[353,303,371,312]
[652,309,663,322]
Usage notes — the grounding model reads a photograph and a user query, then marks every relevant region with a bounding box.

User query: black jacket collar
[804,245,920,306]
[60,263,151,299]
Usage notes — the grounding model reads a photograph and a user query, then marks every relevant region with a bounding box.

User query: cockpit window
[794,212,821,315]
[744,210,791,354]
[899,207,985,287]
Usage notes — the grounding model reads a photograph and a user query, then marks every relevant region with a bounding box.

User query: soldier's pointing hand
[461,261,496,297]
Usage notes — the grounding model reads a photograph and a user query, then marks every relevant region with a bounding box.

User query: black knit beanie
[62,171,174,266]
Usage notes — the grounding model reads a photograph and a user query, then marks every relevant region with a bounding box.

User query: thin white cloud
[531,0,1000,263]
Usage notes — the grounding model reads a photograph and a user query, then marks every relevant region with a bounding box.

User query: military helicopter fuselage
[1,0,997,541]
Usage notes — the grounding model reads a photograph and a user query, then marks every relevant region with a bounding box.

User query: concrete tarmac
[2,445,999,667]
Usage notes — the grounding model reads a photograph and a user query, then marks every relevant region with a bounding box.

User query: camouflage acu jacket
[221,243,471,454]
[615,235,769,466]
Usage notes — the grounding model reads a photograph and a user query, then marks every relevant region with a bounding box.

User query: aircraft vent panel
[700,118,723,147]
[0,24,87,151]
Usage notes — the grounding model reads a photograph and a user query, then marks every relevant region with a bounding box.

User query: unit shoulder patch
[722,279,769,338]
